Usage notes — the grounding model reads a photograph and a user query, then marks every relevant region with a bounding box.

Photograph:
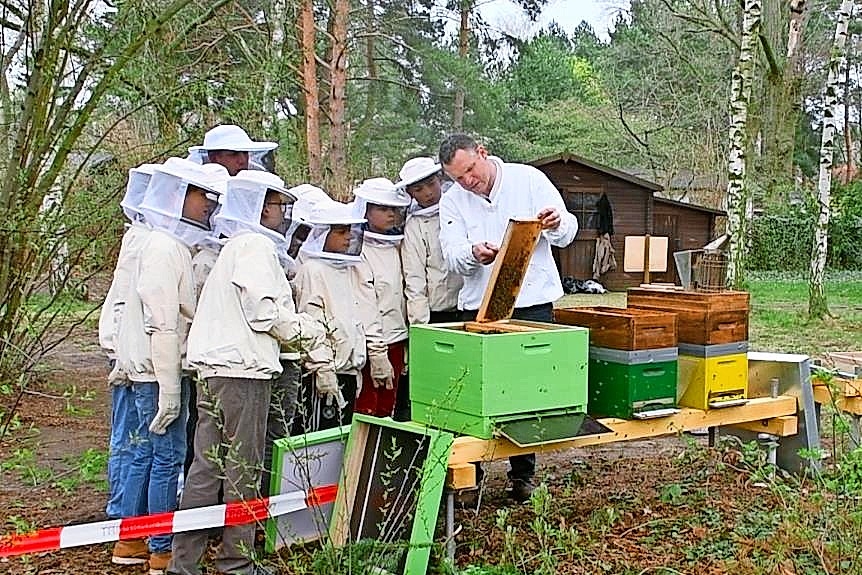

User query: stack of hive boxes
[554,306,679,419]
[627,289,750,410]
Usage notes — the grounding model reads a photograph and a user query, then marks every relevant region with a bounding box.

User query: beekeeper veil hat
[213,170,297,248]
[300,199,366,264]
[350,177,411,242]
[120,163,160,223]
[137,158,229,247]
[285,184,331,257]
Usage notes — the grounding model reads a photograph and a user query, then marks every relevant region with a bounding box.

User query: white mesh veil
[350,177,411,243]
[137,158,229,247]
[212,170,296,248]
[120,163,160,222]
[300,200,366,264]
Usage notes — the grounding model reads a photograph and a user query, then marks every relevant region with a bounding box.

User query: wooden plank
[475,218,543,323]
[730,415,798,436]
[446,464,477,490]
[463,320,544,334]
[813,385,862,415]
[448,396,798,467]
[329,420,369,546]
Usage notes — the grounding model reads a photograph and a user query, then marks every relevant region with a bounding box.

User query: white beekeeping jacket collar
[137,158,229,248]
[300,199,365,266]
[120,163,159,223]
[213,169,297,252]
[351,177,410,244]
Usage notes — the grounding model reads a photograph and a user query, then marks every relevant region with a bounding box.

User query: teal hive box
[409,320,590,439]
[587,346,678,420]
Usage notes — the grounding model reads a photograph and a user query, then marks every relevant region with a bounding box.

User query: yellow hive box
[678,352,748,410]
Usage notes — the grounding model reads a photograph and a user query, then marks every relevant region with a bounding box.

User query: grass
[555,271,862,358]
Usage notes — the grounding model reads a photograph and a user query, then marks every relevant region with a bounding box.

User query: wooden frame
[265,426,350,552]
[475,218,543,323]
[330,415,454,575]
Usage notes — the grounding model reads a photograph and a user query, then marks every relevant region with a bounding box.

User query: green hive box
[409,320,589,439]
[588,346,678,419]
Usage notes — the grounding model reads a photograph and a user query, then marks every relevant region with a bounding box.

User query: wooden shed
[532,153,725,290]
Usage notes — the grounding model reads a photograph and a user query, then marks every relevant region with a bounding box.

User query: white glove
[149,331,182,435]
[316,370,348,409]
[369,353,394,390]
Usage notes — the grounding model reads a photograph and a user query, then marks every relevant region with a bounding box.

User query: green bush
[749,182,862,271]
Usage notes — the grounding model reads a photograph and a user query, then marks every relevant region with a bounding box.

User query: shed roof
[654,195,726,216]
[530,152,663,192]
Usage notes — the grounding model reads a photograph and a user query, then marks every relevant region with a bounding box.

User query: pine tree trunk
[328,0,349,198]
[725,0,762,289]
[452,1,469,131]
[299,0,322,182]
[809,0,854,319]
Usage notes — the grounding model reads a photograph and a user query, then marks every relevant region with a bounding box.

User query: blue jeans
[106,383,140,519]
[120,380,189,553]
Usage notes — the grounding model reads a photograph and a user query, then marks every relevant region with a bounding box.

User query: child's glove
[369,354,394,389]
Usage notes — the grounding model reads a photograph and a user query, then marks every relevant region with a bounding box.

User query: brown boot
[148,551,171,575]
[111,539,149,565]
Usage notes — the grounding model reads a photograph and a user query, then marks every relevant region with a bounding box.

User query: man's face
[323,224,353,254]
[406,176,442,209]
[260,191,293,235]
[207,150,249,176]
[442,145,494,196]
[182,185,218,229]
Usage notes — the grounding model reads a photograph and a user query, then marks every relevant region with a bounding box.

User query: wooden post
[643,234,651,285]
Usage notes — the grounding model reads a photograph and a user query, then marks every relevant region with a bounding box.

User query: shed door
[653,215,679,284]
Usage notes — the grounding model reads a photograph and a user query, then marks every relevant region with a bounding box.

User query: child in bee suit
[397,157,463,325]
[284,184,332,267]
[170,171,336,575]
[113,159,229,573]
[293,199,388,432]
[99,162,159,522]
[350,178,412,418]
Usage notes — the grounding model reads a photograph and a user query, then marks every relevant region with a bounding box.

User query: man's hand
[537,207,561,230]
[471,241,499,265]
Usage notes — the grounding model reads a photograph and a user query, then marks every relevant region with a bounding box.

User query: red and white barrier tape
[0,484,337,558]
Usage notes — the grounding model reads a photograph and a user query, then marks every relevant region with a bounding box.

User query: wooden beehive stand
[812,353,862,436]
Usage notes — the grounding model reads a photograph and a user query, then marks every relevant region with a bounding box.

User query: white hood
[351,177,411,243]
[212,170,297,253]
[137,158,229,247]
[299,200,366,264]
[120,163,160,222]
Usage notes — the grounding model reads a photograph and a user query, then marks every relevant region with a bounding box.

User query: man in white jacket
[438,133,579,503]
[114,159,229,573]
[397,156,463,325]
[170,171,336,575]
[99,162,158,522]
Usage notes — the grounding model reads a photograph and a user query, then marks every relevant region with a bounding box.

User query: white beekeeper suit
[396,157,463,324]
[186,171,337,395]
[116,159,230,434]
[350,178,411,345]
[295,200,389,387]
[98,163,159,363]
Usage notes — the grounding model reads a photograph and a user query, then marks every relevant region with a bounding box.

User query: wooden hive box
[626,288,749,345]
[554,306,677,350]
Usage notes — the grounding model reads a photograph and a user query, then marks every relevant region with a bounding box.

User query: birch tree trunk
[328,0,349,198]
[262,0,287,136]
[299,0,322,182]
[452,0,469,131]
[809,0,855,319]
[725,0,762,289]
